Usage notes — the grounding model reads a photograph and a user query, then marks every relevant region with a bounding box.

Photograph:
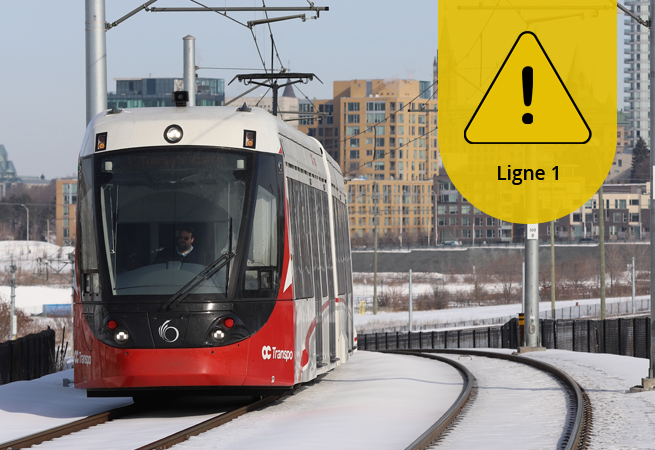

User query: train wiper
[162,251,235,310]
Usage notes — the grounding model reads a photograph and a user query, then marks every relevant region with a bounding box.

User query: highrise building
[624,2,649,149]
[299,79,438,246]
[0,144,18,198]
[108,77,225,109]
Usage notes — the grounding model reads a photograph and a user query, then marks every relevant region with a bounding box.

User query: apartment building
[299,79,438,245]
[55,180,77,246]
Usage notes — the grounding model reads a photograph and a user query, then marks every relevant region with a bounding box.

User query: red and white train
[73,96,354,398]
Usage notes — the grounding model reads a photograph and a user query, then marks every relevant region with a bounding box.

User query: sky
[0,1,629,180]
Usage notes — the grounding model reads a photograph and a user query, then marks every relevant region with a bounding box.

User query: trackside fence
[0,329,56,385]
[358,316,651,358]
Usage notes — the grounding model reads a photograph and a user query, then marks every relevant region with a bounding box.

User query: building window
[63,228,69,238]
[375,138,385,147]
[613,212,622,222]
[374,162,385,171]
[630,213,640,222]
[63,206,69,216]
[486,217,495,226]
[350,150,359,159]
[366,101,385,112]
[486,229,495,238]
[462,217,470,226]
[347,114,360,124]
[350,138,359,148]
[449,217,458,226]
[573,213,581,222]
[461,205,471,214]
[462,229,471,238]
[449,205,458,214]
[347,102,360,112]
[619,199,627,209]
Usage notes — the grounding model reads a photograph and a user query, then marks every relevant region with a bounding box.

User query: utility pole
[373,182,379,315]
[183,35,196,106]
[551,219,555,319]
[599,186,606,320]
[9,262,16,340]
[632,256,636,314]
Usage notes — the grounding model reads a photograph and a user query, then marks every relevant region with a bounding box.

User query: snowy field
[0,240,74,274]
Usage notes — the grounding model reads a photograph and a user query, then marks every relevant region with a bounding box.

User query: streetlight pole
[20,204,29,254]
[431,189,438,246]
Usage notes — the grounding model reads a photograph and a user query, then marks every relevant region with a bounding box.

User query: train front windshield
[89,148,284,299]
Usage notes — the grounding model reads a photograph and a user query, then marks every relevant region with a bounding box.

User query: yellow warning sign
[465,32,591,145]
[438,1,617,224]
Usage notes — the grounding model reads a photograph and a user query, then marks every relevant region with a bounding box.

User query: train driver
[153,225,207,265]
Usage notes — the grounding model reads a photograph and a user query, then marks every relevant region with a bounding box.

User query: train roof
[80,105,344,194]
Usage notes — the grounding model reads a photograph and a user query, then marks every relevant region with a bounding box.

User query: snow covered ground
[0,369,131,443]
[431,354,569,450]
[0,286,72,316]
[523,350,655,450]
[2,349,655,449]
[0,352,464,450]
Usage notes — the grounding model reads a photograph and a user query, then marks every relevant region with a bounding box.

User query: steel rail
[0,404,138,450]
[388,349,590,450]
[382,351,474,450]
[135,395,279,450]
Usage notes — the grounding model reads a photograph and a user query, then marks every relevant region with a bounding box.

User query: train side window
[300,183,314,297]
[316,190,328,298]
[309,188,322,301]
[290,179,304,297]
[323,192,334,299]
[78,157,98,272]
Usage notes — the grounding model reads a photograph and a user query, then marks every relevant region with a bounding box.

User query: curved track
[0,396,278,450]
[383,349,592,450]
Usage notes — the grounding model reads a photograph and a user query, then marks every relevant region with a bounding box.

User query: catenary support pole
[409,269,413,331]
[522,261,525,314]
[85,0,108,124]
[524,224,539,347]
[373,227,378,315]
[183,35,196,106]
[10,263,16,340]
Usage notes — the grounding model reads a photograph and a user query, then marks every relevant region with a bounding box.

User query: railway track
[0,395,278,450]
[383,349,592,450]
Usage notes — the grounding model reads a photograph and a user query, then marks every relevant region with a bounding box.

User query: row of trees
[0,183,56,242]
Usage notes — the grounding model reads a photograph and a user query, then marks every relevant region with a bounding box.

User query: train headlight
[164,125,183,143]
[212,329,225,341]
[114,330,130,343]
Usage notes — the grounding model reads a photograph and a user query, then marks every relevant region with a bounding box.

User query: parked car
[442,240,462,246]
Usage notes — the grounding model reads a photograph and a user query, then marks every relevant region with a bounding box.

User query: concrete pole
[524,224,539,347]
[183,35,196,106]
[551,220,555,319]
[408,269,413,331]
[85,0,108,124]
[10,263,16,340]
[599,186,606,320]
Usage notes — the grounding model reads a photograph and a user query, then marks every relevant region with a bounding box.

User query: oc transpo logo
[158,320,180,343]
[261,346,293,362]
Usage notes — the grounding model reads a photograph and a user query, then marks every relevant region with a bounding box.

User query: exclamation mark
[522,66,533,124]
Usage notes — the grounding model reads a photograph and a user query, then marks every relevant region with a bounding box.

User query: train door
[321,191,335,364]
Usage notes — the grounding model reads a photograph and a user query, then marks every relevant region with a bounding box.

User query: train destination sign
[438,1,616,224]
